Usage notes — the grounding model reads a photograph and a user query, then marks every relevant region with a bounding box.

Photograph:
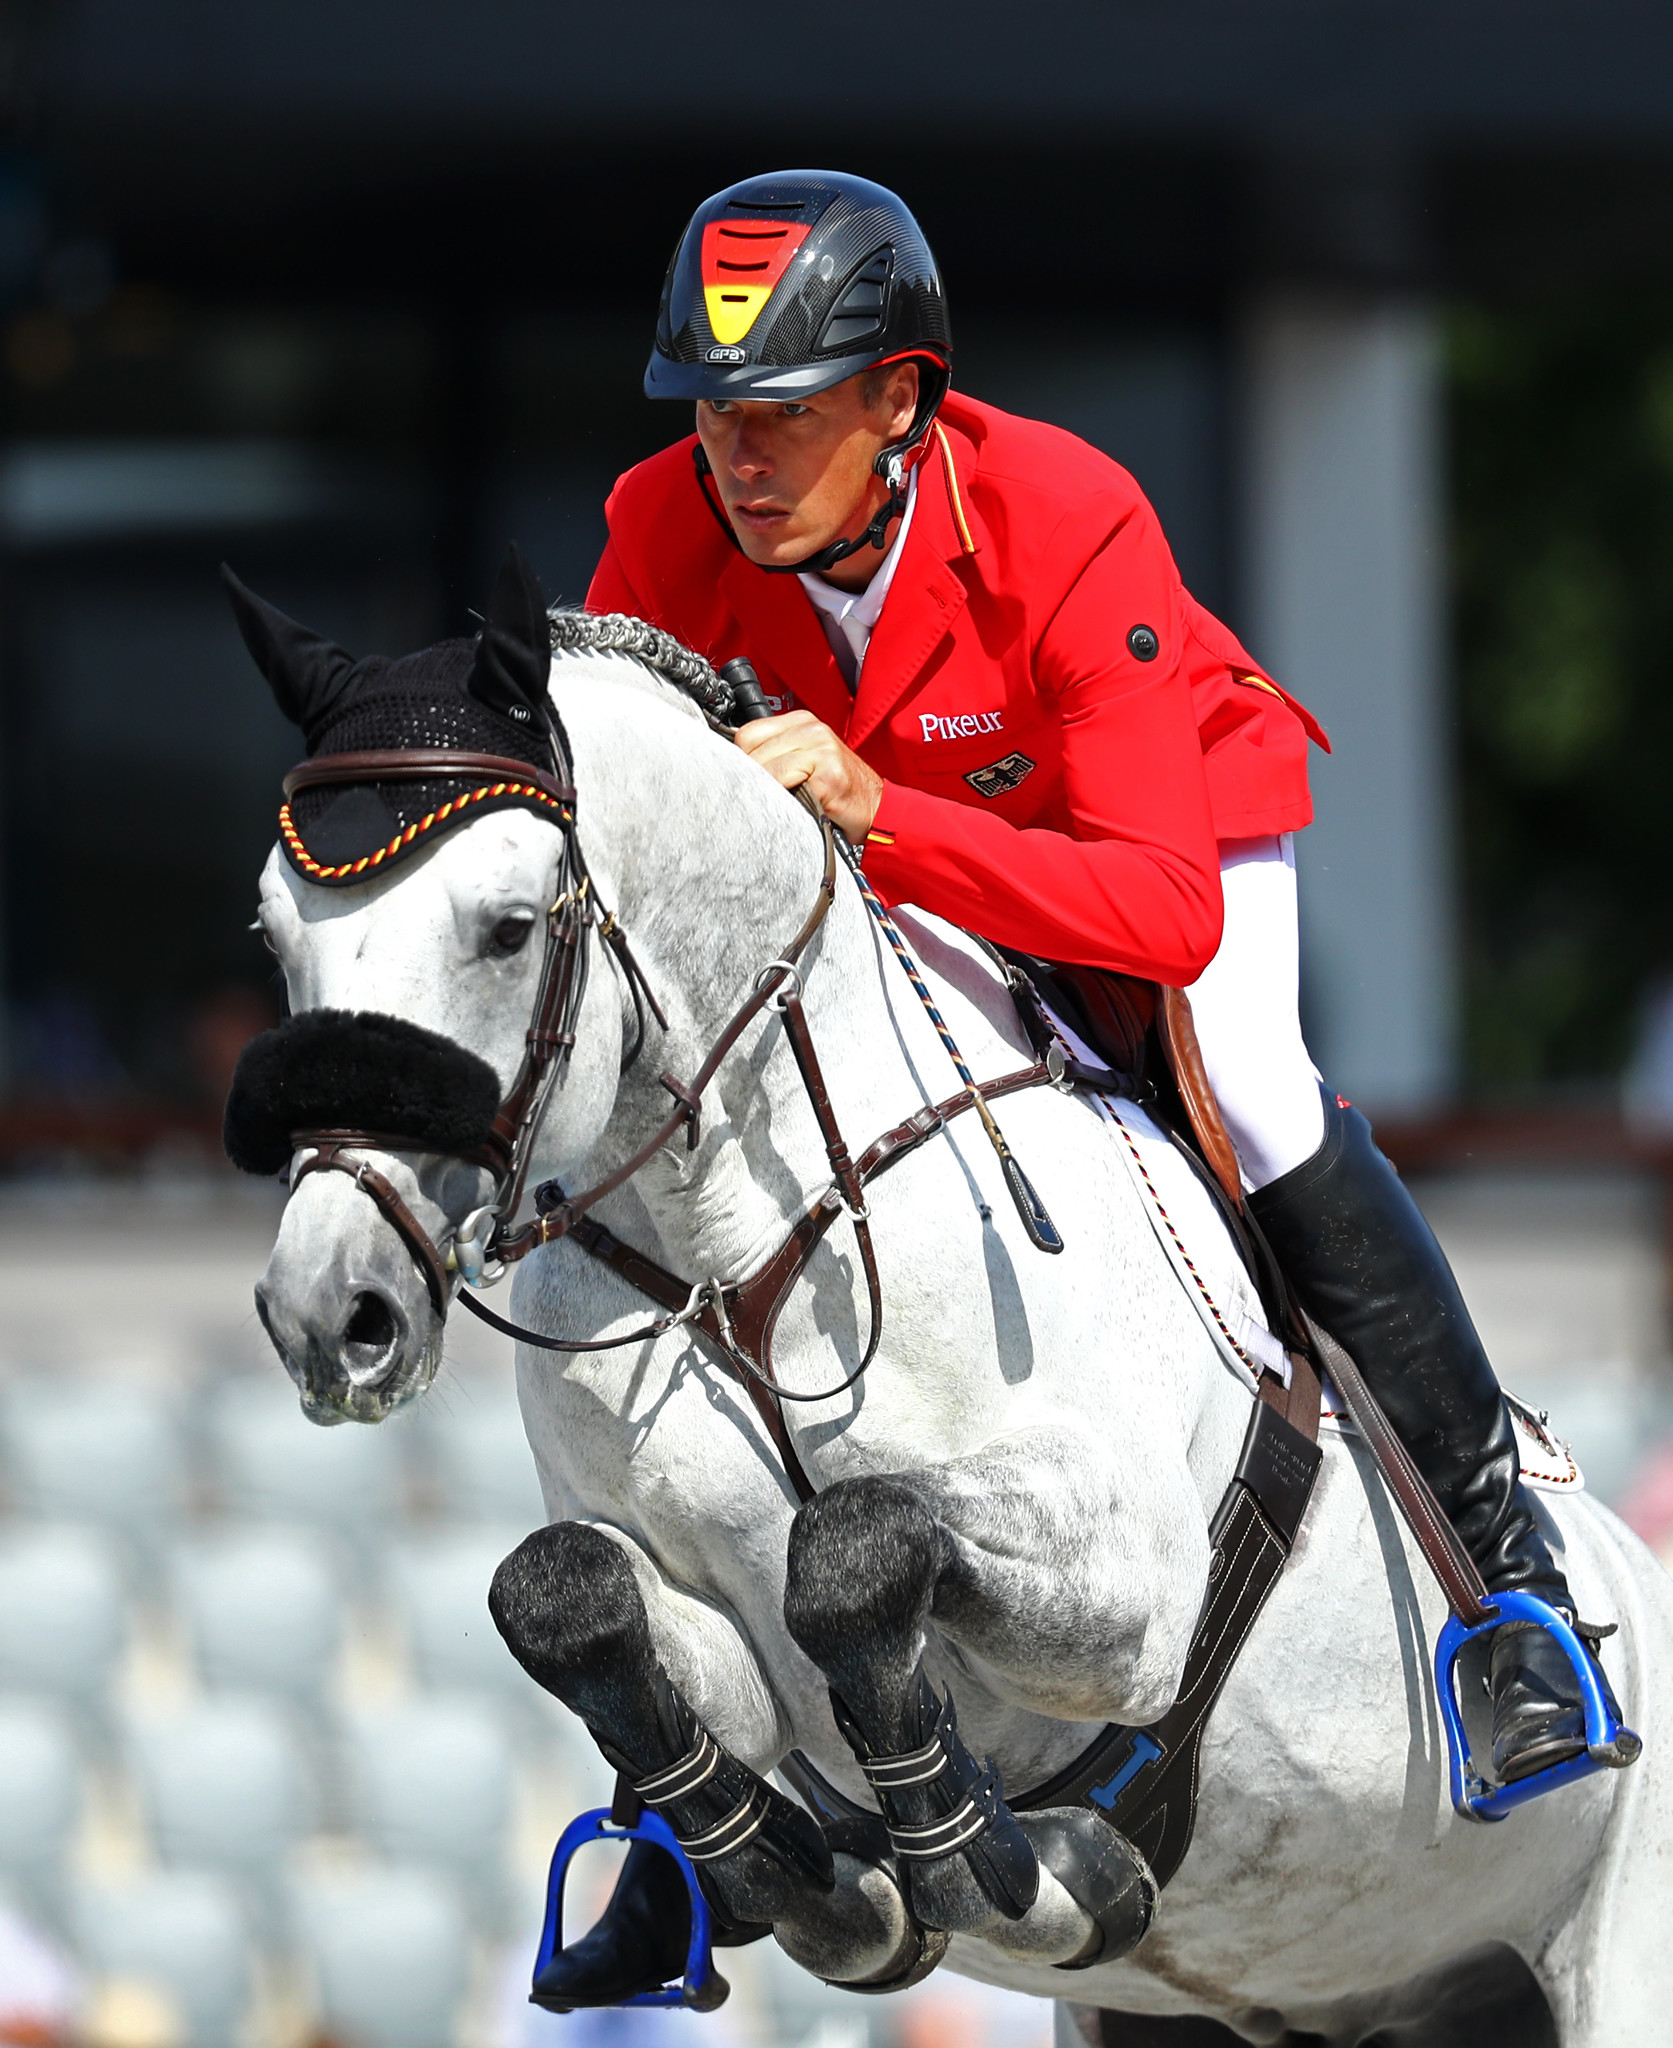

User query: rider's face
[695,364,919,588]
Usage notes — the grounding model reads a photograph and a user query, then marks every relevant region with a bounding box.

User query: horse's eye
[487,914,536,959]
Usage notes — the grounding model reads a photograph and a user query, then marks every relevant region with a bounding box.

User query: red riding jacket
[587,393,1327,986]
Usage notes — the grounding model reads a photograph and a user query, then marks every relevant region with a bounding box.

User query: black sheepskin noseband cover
[224,1009,503,1176]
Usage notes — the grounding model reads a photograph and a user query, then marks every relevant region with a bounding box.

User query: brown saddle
[996,952,1244,1212]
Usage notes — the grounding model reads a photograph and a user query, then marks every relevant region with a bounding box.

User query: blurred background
[0,1215,1059,2048]
[4,0,1673,2041]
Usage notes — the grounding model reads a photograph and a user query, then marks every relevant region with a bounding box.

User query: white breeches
[1185,834,1326,1193]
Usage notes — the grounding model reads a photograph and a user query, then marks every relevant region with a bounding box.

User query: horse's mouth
[255,1281,442,1426]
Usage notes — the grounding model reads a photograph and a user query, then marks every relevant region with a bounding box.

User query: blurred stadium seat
[205,1376,406,1537]
[385,1525,545,1718]
[71,1871,250,2048]
[126,1697,310,1908]
[172,1523,342,1705]
[0,1382,184,1552]
[292,1864,469,2048]
[417,1381,546,1526]
[345,1692,514,1931]
[0,1524,126,1719]
[0,1699,82,1912]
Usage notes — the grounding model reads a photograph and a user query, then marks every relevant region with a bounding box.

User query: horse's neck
[549,675,973,1279]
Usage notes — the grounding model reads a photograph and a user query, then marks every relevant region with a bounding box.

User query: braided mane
[547,609,734,721]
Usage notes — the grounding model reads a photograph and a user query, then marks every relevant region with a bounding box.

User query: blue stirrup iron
[1435,1589,1642,1823]
[531,1806,723,2011]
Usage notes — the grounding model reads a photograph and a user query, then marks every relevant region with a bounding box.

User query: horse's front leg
[784,1426,1201,1967]
[488,1520,936,2003]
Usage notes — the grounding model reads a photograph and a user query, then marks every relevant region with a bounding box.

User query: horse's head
[225,551,628,1423]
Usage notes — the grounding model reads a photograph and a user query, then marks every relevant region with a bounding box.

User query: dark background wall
[4,0,1673,1147]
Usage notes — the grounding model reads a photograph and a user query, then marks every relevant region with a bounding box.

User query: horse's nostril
[343,1290,398,1353]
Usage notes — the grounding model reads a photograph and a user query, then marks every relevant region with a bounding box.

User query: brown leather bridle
[280,740,1058,1500]
[286,740,612,1297]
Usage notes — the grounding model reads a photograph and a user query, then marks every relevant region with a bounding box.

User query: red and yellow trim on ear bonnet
[279,779,569,883]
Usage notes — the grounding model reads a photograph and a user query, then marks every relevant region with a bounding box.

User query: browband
[283,750,575,807]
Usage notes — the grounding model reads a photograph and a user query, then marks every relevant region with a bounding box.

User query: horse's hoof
[1021,1808,1157,1968]
[1490,1622,1627,1784]
[808,1816,951,1995]
[835,1920,952,1994]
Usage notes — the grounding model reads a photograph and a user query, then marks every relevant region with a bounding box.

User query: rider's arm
[861,497,1224,986]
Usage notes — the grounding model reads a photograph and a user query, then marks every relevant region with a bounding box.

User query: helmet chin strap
[692,444,911,579]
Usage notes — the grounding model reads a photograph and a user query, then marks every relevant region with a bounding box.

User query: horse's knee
[784,1476,948,1686]
[489,1521,655,1713]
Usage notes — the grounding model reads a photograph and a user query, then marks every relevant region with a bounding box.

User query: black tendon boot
[1249,1088,1629,1787]
[531,1676,833,2012]
[831,1671,1040,1926]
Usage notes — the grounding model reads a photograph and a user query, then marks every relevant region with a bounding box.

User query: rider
[588,172,1619,1791]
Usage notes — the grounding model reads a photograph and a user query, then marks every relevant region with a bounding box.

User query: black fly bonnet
[225,552,566,887]
[222,549,595,1231]
[223,549,717,1319]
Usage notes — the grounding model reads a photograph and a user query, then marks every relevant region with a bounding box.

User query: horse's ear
[221,564,359,731]
[470,544,551,728]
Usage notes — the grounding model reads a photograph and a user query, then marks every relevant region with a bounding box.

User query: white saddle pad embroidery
[1318,1380,1584,1493]
[1086,1081,1586,1497]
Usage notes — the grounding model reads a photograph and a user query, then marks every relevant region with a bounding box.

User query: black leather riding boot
[532,1838,693,2011]
[1248,1089,1616,1784]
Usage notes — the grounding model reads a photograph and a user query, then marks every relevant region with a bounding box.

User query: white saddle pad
[1090,1089,1585,1497]
[1319,1379,1584,1494]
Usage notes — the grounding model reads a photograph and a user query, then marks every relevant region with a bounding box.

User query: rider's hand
[733,709,884,842]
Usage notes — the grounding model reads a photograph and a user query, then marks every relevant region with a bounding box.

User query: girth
[1011,1350,1320,1889]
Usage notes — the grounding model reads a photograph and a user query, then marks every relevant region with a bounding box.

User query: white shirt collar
[797,469,918,686]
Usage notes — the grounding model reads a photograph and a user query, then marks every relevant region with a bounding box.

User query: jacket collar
[713,412,988,746]
[846,418,986,752]
[716,550,854,732]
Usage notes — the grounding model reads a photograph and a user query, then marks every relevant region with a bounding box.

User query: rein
[279,728,1058,1497]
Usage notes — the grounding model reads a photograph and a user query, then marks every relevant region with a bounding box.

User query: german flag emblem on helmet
[700,218,811,345]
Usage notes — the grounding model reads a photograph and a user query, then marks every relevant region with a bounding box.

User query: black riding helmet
[646,170,953,574]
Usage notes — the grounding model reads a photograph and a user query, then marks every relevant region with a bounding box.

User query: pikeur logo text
[920,710,1004,743]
